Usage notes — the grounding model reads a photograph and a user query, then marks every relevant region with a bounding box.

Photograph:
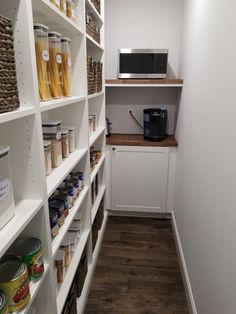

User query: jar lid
[55,250,64,262]
[42,120,61,127]
[0,258,26,282]
[61,125,75,131]
[61,129,69,135]
[0,145,9,159]
[43,140,51,148]
[12,238,41,256]
[48,31,61,38]
[34,23,49,31]
[61,37,71,43]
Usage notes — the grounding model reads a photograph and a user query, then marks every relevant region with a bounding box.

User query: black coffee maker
[143,108,168,141]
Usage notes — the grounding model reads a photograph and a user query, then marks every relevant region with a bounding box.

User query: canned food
[59,186,74,209]
[12,238,44,281]
[67,178,79,198]
[0,259,30,312]
[49,209,59,238]
[0,290,9,314]
[53,192,69,217]
[49,200,65,226]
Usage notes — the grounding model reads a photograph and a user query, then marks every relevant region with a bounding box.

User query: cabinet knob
[112,147,116,151]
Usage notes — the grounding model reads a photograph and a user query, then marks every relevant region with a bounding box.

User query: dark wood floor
[85,216,189,314]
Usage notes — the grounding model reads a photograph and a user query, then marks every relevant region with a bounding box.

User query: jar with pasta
[50,0,61,10]
[34,24,51,101]
[61,37,72,97]
[60,0,67,14]
[48,31,63,98]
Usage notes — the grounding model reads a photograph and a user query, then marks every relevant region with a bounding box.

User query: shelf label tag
[42,49,49,62]
[56,54,62,64]
[0,179,11,202]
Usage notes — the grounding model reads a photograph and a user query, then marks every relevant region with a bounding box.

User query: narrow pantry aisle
[85,217,188,314]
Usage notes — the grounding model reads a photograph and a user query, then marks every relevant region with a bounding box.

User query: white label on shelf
[42,49,49,61]
[68,57,72,67]
[0,179,11,202]
[55,0,60,6]
[56,54,62,64]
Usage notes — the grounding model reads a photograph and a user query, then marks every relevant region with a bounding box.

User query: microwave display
[118,49,168,79]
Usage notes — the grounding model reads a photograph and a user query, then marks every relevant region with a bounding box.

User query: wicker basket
[92,215,99,251]
[91,0,101,14]
[0,15,20,114]
[86,14,100,44]
[62,280,77,314]
[87,56,95,95]
[94,61,103,93]
[75,248,88,297]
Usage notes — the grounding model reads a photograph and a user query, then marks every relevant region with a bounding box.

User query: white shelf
[56,229,90,314]
[32,0,84,35]
[0,106,35,125]
[86,0,103,27]
[52,186,89,257]
[86,34,104,51]
[47,148,88,197]
[105,83,184,87]
[0,199,43,256]
[40,96,86,112]
[90,154,105,183]
[89,126,105,147]
[14,263,49,314]
[92,185,106,224]
[77,211,108,313]
[88,91,104,100]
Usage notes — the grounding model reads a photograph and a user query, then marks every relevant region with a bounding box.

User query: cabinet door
[111,146,169,213]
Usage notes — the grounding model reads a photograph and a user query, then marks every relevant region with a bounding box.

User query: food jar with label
[34,24,51,101]
[59,186,74,209]
[49,209,59,238]
[48,31,63,98]
[53,192,69,217]
[68,231,77,252]
[61,129,69,158]
[43,133,62,168]
[12,238,44,281]
[67,178,79,198]
[61,37,72,97]
[62,125,75,153]
[43,141,52,176]
[55,250,65,283]
[60,0,67,14]
[60,235,71,267]
[50,0,61,9]
[49,200,65,227]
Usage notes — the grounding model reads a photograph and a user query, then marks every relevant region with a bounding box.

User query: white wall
[105,0,183,134]
[175,1,236,313]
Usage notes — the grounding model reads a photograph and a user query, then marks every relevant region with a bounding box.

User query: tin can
[49,200,65,226]
[49,209,59,238]
[53,192,69,217]
[0,290,9,314]
[60,186,74,208]
[0,259,30,313]
[12,238,44,281]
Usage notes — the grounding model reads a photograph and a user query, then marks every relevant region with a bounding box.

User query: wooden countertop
[106,134,178,147]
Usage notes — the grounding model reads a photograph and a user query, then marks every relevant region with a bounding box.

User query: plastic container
[60,0,67,14]
[60,186,74,209]
[60,235,71,267]
[43,141,52,176]
[0,146,15,231]
[42,120,61,134]
[68,231,78,252]
[34,24,51,101]
[62,125,75,153]
[61,37,72,97]
[66,0,76,21]
[55,250,65,283]
[50,0,60,10]
[61,129,69,158]
[48,31,63,98]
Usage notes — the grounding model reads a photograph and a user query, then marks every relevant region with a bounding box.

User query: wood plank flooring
[84,216,189,314]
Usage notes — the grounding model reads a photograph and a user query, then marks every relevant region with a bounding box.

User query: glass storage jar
[61,129,69,158]
[48,31,63,98]
[43,132,62,168]
[50,0,61,9]
[43,140,52,176]
[34,24,51,101]
[62,125,75,153]
[61,37,72,97]
[60,0,67,14]
[66,0,76,21]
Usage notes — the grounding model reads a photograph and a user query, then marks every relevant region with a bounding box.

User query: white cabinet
[110,146,170,213]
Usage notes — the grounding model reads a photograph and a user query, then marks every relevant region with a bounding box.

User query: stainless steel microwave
[118,49,168,79]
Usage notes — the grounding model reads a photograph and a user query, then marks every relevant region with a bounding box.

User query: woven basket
[87,56,95,95]
[75,249,88,297]
[62,280,77,314]
[86,14,100,44]
[91,0,101,14]
[0,15,20,114]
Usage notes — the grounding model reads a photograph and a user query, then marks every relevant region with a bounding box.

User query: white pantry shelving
[0,0,106,313]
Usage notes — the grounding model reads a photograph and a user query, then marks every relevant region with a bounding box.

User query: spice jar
[43,141,52,176]
[43,133,62,168]
[61,37,72,97]
[60,0,67,14]
[61,129,69,158]
[62,125,75,153]
[48,31,63,98]
[49,209,59,238]
[68,231,77,253]
[50,0,61,9]
[55,250,65,283]
[49,200,65,227]
[34,24,51,101]
[60,235,71,267]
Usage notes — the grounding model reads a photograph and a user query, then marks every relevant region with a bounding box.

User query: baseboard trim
[171,211,197,314]
[108,209,171,219]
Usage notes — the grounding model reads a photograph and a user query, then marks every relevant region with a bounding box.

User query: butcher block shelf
[105,79,183,87]
[106,134,178,147]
